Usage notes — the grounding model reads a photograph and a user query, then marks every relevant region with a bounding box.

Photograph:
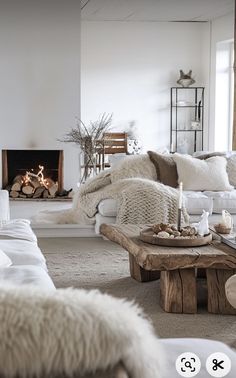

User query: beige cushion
[172,154,233,191]
[225,274,236,309]
[147,151,178,188]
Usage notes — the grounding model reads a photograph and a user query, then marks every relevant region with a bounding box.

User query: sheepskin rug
[0,285,165,378]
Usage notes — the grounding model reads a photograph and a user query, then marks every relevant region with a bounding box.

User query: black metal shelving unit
[170,87,205,153]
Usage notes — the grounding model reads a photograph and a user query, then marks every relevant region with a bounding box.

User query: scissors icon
[212,359,224,371]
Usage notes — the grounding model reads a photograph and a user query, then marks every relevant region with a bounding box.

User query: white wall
[209,12,234,150]
[81,21,210,152]
[0,1,81,189]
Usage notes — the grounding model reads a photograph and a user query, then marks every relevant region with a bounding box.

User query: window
[214,40,234,151]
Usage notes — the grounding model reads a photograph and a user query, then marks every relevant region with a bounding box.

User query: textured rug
[38,237,236,347]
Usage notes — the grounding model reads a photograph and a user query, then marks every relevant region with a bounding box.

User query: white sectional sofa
[0,190,236,377]
[0,190,55,289]
[95,190,236,233]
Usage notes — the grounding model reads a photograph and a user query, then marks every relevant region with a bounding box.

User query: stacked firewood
[8,174,59,199]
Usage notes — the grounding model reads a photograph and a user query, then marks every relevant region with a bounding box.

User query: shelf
[171,87,205,89]
[172,129,203,132]
[170,86,204,154]
[173,105,203,108]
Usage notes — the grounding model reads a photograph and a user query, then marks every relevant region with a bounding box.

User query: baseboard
[32,223,99,238]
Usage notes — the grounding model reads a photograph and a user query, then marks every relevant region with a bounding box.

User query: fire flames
[23,165,51,189]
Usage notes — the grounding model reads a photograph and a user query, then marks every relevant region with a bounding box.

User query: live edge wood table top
[100,223,236,315]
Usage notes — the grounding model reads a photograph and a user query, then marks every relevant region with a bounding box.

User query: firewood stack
[7,165,61,199]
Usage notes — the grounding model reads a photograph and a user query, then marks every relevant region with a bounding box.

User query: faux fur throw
[33,154,188,225]
[0,285,164,378]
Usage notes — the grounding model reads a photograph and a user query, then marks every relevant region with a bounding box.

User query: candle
[178,182,183,209]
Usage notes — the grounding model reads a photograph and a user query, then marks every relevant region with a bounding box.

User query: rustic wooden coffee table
[100,224,236,315]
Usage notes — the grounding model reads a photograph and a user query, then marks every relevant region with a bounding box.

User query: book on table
[210,226,236,250]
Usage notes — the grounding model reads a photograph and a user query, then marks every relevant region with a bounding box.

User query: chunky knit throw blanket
[33,154,188,225]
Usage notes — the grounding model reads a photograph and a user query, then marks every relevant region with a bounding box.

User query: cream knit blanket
[33,154,188,225]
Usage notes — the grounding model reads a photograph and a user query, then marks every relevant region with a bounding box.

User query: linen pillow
[172,153,233,191]
[0,249,12,267]
[227,154,236,187]
[147,151,178,188]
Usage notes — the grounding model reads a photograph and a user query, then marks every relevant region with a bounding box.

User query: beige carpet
[38,237,236,347]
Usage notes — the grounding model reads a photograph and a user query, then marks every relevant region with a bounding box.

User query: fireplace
[1,150,70,199]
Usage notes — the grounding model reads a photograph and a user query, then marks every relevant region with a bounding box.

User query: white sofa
[0,190,236,377]
[95,191,236,233]
[0,190,55,289]
[95,152,236,233]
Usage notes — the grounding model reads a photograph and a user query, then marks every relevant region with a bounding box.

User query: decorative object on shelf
[170,86,205,153]
[127,139,142,154]
[191,100,202,130]
[177,70,195,87]
[59,113,113,182]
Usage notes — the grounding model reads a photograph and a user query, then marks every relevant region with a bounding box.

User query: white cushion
[183,191,213,215]
[0,249,12,267]
[172,153,233,191]
[203,190,236,214]
[0,190,10,222]
[0,219,37,242]
[0,266,55,289]
[0,239,47,270]
[225,274,236,309]
[95,213,116,234]
[98,199,118,217]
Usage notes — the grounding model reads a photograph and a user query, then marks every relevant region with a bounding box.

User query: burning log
[48,183,58,197]
[33,186,45,199]
[7,165,69,200]
[43,189,49,198]
[22,185,34,196]
[10,190,19,198]
[11,175,23,192]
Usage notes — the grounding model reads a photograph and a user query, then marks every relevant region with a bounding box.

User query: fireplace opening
[2,150,71,200]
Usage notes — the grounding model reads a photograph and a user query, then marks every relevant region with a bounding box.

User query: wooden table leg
[206,269,236,315]
[129,253,160,282]
[160,269,197,314]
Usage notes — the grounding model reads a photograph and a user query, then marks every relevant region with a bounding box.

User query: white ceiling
[81,0,234,22]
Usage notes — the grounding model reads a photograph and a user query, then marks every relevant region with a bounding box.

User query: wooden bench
[100,224,236,315]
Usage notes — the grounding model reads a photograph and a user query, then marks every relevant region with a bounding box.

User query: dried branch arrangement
[59,113,113,181]
[60,113,113,158]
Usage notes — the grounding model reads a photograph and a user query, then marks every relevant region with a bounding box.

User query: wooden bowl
[214,224,231,234]
[140,227,212,247]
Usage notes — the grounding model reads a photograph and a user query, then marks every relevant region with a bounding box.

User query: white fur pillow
[0,285,164,378]
[172,153,233,191]
[0,249,12,267]
[111,154,157,183]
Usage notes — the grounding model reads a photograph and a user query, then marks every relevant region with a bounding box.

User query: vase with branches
[60,113,113,182]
